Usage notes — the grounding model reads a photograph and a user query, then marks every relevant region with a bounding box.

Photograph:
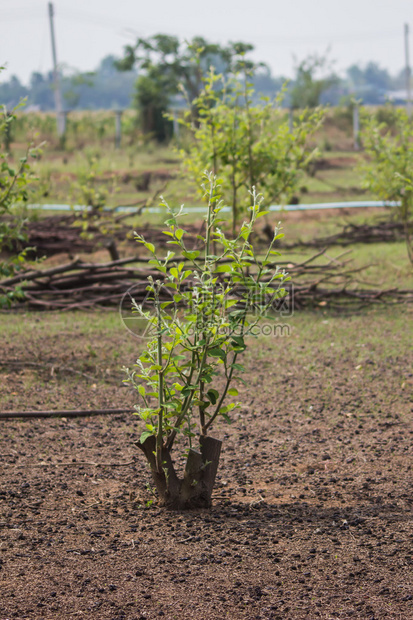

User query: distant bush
[361,108,413,263]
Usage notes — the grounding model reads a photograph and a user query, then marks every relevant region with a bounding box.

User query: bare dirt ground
[0,310,412,620]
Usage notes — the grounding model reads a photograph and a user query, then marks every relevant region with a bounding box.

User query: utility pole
[48,2,65,137]
[405,23,412,117]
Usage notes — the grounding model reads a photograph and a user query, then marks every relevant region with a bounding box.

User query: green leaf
[231,335,245,348]
[225,299,238,309]
[227,388,238,396]
[206,388,219,405]
[182,250,200,261]
[234,376,247,386]
[144,242,155,253]
[139,431,153,443]
[182,384,197,397]
[208,347,226,360]
[221,412,232,423]
[175,228,184,240]
[215,263,232,273]
[194,399,209,409]
[148,259,166,273]
[231,363,245,371]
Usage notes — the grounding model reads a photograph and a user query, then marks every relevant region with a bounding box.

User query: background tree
[116,34,256,141]
[1,54,409,112]
[179,68,323,233]
[62,69,95,110]
[0,58,136,111]
[290,53,338,109]
[346,62,394,104]
[347,62,392,92]
[361,109,413,264]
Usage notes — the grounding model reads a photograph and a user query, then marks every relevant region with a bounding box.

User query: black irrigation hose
[0,408,135,420]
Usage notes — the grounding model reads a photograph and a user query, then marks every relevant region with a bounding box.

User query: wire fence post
[115,109,123,149]
[353,104,360,151]
[288,108,294,133]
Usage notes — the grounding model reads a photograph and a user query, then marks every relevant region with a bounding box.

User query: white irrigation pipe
[28,200,399,214]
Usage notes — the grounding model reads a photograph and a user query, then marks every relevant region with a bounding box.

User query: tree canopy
[116,34,257,141]
[290,54,338,109]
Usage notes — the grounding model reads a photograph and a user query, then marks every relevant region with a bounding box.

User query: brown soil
[0,314,412,619]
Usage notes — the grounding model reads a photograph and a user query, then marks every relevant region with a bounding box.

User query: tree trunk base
[137,435,222,510]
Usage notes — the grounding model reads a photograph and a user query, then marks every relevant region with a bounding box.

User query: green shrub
[124,173,289,509]
[0,79,41,306]
[177,68,323,234]
[361,109,413,263]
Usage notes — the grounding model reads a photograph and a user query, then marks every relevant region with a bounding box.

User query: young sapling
[124,172,289,509]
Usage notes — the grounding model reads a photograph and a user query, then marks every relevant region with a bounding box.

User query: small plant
[71,153,108,213]
[177,67,323,234]
[290,53,337,109]
[0,73,41,307]
[361,110,413,264]
[124,173,289,509]
[70,156,120,259]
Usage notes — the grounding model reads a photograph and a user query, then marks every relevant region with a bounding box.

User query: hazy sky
[1,0,411,84]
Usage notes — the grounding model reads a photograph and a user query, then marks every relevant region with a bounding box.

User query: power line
[0,6,402,45]
[37,8,49,75]
[58,7,132,30]
[264,30,401,44]
[1,13,44,21]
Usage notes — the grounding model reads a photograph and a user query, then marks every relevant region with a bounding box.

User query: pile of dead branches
[1,249,412,312]
[272,219,410,250]
[22,214,112,256]
[14,213,413,259]
[19,215,206,259]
